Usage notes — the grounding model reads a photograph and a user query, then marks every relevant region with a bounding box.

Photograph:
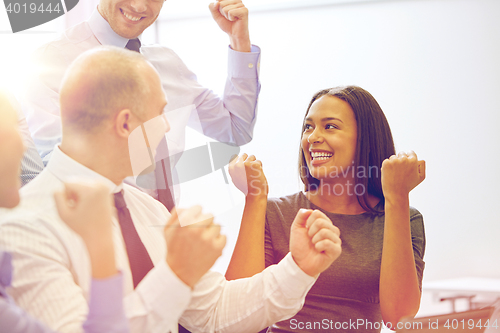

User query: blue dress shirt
[20,9,261,170]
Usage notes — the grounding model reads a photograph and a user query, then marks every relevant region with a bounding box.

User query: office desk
[424,278,500,312]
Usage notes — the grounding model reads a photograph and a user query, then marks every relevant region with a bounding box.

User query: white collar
[47,145,123,194]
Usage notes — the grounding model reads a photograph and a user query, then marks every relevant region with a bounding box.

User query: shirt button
[248,63,254,69]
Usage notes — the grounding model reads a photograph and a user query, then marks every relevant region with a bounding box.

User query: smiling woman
[226,86,426,332]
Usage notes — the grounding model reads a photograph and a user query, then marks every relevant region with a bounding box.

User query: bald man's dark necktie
[114,190,154,288]
[125,38,176,211]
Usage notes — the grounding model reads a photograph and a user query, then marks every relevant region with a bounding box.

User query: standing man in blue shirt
[21,0,260,206]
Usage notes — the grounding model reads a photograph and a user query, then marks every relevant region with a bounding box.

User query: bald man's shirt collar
[47,145,123,194]
[88,9,129,49]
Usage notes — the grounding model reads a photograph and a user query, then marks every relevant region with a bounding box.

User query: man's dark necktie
[114,190,154,288]
[125,38,176,211]
[125,38,141,53]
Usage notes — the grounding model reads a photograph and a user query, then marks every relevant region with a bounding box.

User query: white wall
[157,0,500,281]
[0,6,63,92]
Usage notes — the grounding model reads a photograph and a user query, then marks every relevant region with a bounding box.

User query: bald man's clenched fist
[290,209,342,277]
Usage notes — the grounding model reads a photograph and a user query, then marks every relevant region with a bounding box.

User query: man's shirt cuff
[228,45,261,78]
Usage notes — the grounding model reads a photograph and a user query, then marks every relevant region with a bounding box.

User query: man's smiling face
[98,0,165,39]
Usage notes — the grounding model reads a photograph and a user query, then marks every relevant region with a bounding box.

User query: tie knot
[125,38,141,53]
[114,191,127,209]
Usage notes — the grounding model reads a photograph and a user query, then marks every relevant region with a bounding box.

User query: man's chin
[110,21,144,39]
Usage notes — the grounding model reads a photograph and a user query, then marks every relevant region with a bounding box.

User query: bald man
[0,47,342,333]
[0,92,129,332]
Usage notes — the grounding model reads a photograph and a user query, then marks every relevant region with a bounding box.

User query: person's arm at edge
[0,239,127,333]
[82,219,129,333]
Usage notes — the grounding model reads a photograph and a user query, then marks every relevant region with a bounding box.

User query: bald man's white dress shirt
[0,146,316,333]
